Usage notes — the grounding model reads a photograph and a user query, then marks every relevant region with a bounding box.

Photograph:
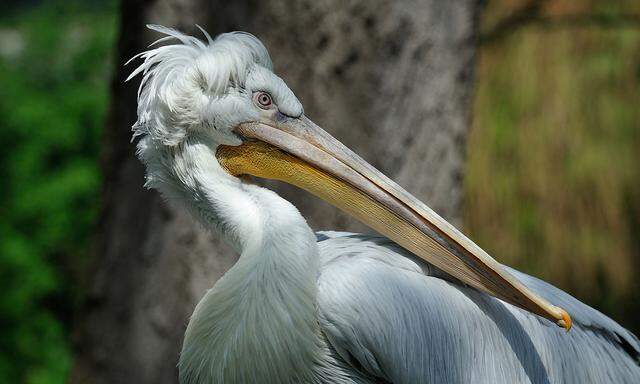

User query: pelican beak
[216,116,572,330]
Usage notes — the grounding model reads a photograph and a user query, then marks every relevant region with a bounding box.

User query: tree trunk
[70,1,478,383]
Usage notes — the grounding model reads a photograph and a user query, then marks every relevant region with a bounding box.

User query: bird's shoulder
[315,231,484,382]
[314,231,640,384]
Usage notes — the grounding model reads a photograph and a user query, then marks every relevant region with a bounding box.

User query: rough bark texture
[71,1,478,383]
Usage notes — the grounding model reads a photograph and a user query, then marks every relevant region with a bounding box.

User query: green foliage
[0,1,116,382]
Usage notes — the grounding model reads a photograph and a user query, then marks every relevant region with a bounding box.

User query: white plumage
[128,25,640,383]
[316,233,640,383]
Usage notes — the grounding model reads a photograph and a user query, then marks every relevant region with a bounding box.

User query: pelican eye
[254,91,273,109]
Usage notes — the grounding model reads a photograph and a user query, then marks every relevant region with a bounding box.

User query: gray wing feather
[316,232,640,384]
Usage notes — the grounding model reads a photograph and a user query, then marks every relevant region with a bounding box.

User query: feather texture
[127,25,273,146]
[316,232,640,383]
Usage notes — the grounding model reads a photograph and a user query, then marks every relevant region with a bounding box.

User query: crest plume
[127,24,272,145]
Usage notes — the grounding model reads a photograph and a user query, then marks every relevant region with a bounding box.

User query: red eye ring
[255,92,273,109]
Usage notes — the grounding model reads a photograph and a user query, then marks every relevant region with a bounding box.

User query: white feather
[127,25,273,146]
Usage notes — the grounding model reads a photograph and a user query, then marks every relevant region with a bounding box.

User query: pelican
[127,25,640,383]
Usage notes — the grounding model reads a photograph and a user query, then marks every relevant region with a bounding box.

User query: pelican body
[128,25,640,383]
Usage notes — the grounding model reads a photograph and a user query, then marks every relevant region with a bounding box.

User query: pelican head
[128,25,571,330]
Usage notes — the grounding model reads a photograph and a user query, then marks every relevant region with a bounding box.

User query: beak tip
[556,308,572,332]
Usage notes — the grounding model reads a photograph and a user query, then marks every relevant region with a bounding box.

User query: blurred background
[0,0,638,383]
